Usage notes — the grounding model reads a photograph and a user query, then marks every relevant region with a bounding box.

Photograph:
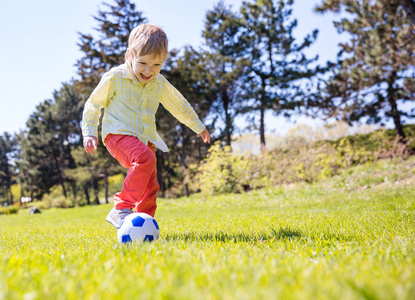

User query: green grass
[1,166,415,299]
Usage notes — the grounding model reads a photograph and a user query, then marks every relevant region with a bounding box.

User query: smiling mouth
[141,74,152,80]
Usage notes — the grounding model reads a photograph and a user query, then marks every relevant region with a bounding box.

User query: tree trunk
[260,78,267,152]
[72,182,78,207]
[387,73,406,142]
[389,98,406,142]
[20,185,24,207]
[84,184,91,205]
[53,155,68,198]
[183,174,189,197]
[60,182,68,199]
[179,125,189,197]
[4,163,12,204]
[222,86,232,146]
[92,178,100,205]
[8,187,13,205]
[260,106,266,152]
[104,172,109,204]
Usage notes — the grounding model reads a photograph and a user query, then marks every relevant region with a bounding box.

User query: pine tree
[75,0,146,94]
[239,0,320,151]
[0,133,15,205]
[19,80,118,205]
[17,100,64,199]
[314,0,415,142]
[201,1,248,146]
[16,83,83,200]
[160,47,213,196]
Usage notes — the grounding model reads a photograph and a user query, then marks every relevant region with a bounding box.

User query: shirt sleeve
[81,72,115,137]
[159,78,206,134]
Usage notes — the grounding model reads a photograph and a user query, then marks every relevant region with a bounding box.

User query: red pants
[104,134,159,217]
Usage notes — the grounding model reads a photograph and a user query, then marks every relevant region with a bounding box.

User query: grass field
[1,160,415,300]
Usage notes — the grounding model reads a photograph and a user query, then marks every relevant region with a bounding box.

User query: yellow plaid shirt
[81,61,205,152]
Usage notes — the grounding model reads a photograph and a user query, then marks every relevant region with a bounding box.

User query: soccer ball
[117,213,160,244]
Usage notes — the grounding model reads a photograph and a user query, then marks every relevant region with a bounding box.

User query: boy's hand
[199,128,211,144]
[83,136,98,154]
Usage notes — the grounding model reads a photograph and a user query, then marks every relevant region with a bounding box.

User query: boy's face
[131,53,164,84]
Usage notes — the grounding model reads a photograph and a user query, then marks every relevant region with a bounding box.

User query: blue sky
[0,0,345,136]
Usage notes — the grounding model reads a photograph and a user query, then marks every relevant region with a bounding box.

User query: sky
[0,0,345,136]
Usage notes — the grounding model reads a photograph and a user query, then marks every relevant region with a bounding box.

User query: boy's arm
[81,72,114,153]
[159,78,208,140]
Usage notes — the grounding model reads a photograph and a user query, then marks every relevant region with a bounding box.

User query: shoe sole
[106,215,120,229]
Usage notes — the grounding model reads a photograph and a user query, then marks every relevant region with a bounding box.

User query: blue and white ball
[117,213,160,244]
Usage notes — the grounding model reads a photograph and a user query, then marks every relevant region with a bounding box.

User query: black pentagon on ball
[144,235,154,242]
[152,219,159,230]
[122,235,132,243]
[131,216,145,227]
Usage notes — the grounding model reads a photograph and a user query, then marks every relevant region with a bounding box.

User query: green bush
[108,173,124,195]
[0,206,19,215]
[195,125,415,194]
[34,199,52,210]
[51,196,73,209]
[197,143,245,194]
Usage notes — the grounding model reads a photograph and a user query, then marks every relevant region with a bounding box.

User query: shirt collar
[123,61,158,87]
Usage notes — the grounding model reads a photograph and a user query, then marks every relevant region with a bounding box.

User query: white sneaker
[106,207,133,229]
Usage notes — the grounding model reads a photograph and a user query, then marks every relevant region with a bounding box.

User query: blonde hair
[126,24,168,61]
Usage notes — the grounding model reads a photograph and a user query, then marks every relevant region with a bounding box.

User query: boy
[82,24,210,228]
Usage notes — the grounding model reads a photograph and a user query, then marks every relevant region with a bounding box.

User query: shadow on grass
[164,226,303,243]
[270,227,302,239]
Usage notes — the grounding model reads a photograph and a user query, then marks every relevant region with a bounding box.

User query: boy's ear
[125,48,132,61]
